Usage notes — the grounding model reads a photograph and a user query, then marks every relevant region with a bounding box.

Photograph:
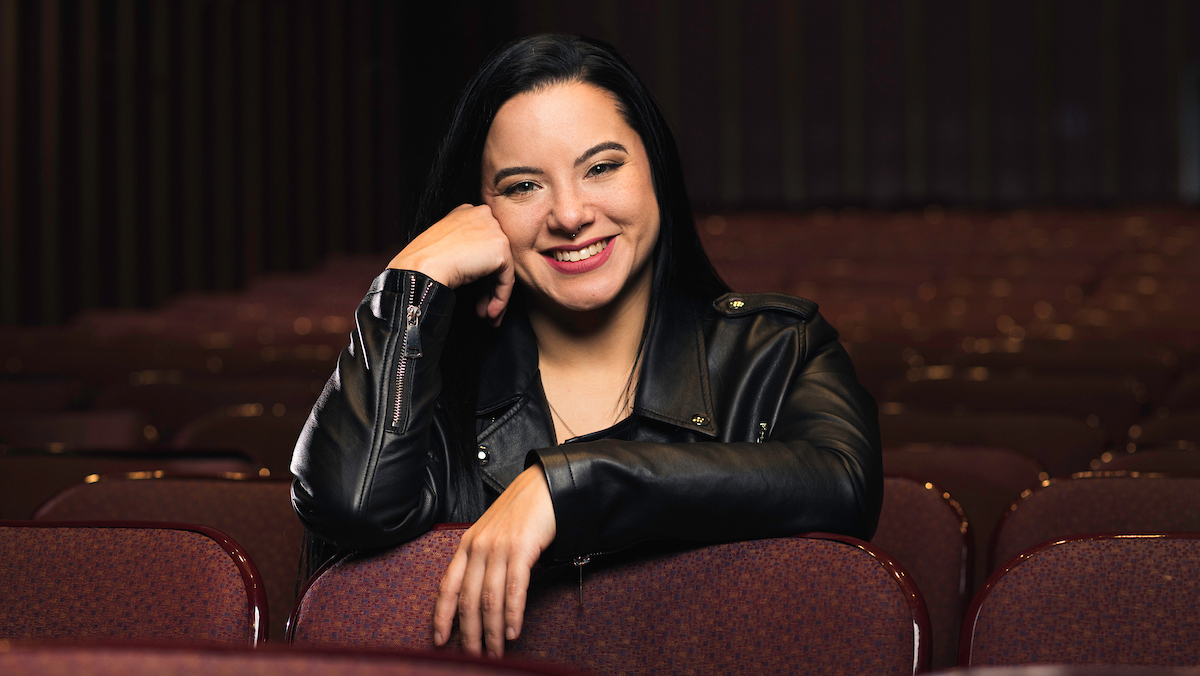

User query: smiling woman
[480,82,660,317]
[290,34,882,660]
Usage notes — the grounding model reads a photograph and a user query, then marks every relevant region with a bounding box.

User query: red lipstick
[543,236,615,274]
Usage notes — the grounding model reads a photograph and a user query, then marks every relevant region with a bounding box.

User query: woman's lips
[550,238,608,262]
[543,236,615,274]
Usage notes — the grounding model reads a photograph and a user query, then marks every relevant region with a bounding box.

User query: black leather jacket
[291,269,882,561]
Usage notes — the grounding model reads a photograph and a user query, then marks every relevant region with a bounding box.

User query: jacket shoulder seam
[712,292,818,320]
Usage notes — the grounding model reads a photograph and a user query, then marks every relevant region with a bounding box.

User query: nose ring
[570,232,578,239]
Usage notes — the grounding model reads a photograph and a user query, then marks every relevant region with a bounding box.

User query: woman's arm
[434,305,881,659]
[532,309,882,560]
[290,269,456,550]
[291,203,514,550]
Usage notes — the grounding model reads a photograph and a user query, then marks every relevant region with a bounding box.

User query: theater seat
[883,444,1045,597]
[290,526,930,675]
[0,448,263,519]
[0,644,583,676]
[34,476,302,642]
[0,521,267,645]
[961,534,1200,667]
[172,408,311,478]
[991,473,1200,570]
[880,411,1105,477]
[873,476,970,671]
[1093,445,1200,474]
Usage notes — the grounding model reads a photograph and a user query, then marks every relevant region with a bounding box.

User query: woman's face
[481,81,660,314]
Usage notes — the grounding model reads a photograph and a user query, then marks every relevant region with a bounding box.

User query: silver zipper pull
[404,305,423,356]
[756,421,768,443]
[573,555,590,607]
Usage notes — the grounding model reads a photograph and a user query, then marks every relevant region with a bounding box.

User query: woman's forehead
[482,82,642,166]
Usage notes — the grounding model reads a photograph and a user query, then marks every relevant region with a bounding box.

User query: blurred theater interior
[2,2,1200,674]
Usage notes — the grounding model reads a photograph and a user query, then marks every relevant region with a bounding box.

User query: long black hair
[413,33,729,521]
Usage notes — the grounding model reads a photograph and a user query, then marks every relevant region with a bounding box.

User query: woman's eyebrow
[491,141,628,187]
[574,141,627,167]
[492,166,543,187]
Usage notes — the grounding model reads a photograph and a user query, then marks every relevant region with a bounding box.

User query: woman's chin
[543,291,618,315]
[524,258,653,319]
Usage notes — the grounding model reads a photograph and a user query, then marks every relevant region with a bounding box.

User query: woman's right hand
[388,204,515,326]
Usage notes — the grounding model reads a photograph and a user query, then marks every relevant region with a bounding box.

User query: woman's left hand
[432,464,557,659]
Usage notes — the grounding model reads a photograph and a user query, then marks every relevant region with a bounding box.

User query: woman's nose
[548,186,594,236]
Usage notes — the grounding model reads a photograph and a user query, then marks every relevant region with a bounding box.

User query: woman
[291,34,881,659]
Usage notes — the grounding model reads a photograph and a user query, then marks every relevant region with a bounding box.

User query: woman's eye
[503,180,538,196]
[587,161,623,177]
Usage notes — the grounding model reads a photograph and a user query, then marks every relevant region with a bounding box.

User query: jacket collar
[475,294,719,437]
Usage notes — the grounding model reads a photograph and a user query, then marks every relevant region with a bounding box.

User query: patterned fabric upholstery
[292,529,926,675]
[0,523,260,645]
[34,477,302,642]
[993,475,1200,569]
[0,645,582,676]
[884,445,1044,598]
[964,535,1200,666]
[873,476,969,671]
[942,668,1200,676]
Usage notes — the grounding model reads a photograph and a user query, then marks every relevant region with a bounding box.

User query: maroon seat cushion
[0,645,585,676]
[873,476,970,671]
[992,475,1200,569]
[34,477,301,642]
[883,445,1045,597]
[291,527,927,675]
[964,535,1200,666]
[0,522,264,645]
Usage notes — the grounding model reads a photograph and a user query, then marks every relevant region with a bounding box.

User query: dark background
[2,0,1198,326]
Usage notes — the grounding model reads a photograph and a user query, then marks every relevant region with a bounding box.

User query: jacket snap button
[691,414,709,426]
[477,446,489,466]
[728,298,745,310]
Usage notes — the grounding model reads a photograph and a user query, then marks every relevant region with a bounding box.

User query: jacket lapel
[636,297,719,437]
[472,293,721,491]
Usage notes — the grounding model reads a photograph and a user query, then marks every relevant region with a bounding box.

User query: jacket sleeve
[530,310,882,561]
[290,269,456,550]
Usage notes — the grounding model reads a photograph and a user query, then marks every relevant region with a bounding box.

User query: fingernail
[506,626,516,640]
[487,650,498,660]
[433,631,442,645]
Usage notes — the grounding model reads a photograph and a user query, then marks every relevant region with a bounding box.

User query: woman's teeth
[553,239,608,262]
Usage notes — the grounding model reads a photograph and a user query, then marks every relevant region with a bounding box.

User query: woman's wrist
[387,251,454,288]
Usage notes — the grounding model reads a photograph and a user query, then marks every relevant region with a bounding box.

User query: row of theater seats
[2,468,1199,672]
[2,208,1200,672]
[707,208,1200,668]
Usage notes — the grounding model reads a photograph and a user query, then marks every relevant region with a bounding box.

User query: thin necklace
[546,399,578,439]
[546,360,638,441]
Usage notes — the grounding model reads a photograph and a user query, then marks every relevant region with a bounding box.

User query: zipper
[756,421,768,443]
[566,538,652,608]
[573,555,590,607]
[390,277,432,431]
